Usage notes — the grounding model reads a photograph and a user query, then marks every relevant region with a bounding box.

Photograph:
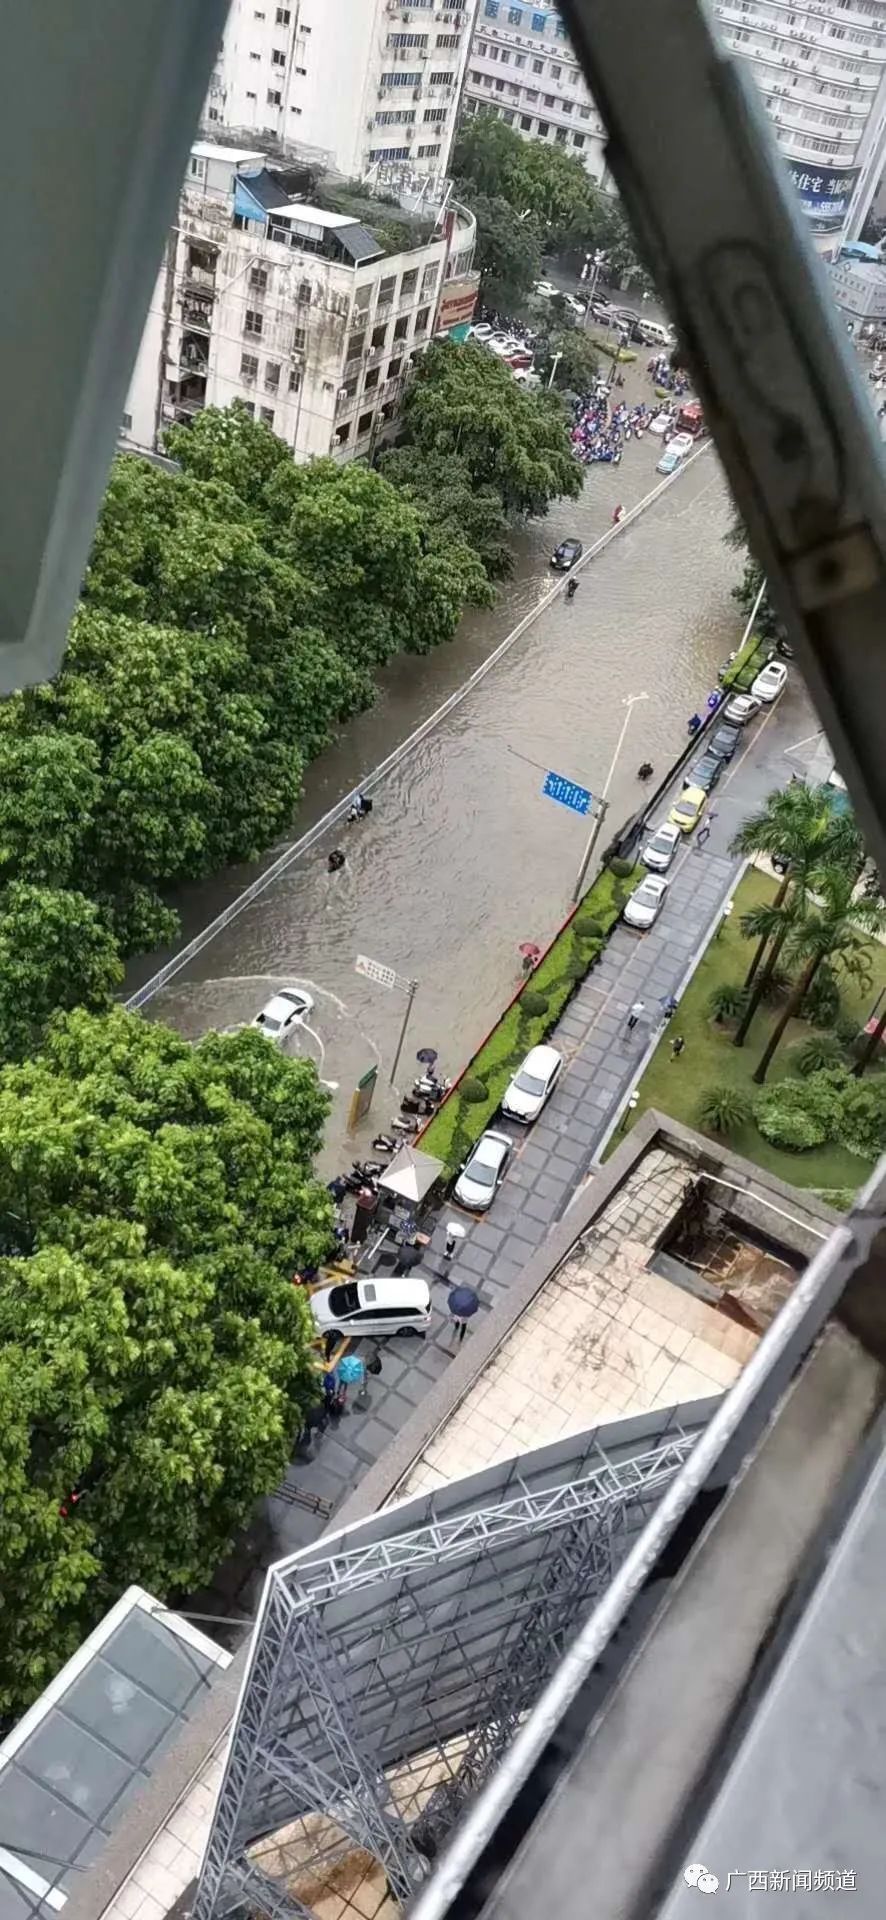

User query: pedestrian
[695,820,712,850]
[670,1034,686,1060]
[626,1000,645,1032]
[612,503,624,525]
[660,993,678,1021]
[327,848,345,873]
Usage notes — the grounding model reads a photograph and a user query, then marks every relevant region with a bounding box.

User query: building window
[556,17,568,36]
[415,306,430,334]
[292,325,306,351]
[372,323,388,349]
[508,3,523,19]
[394,315,409,340]
[271,48,286,66]
[276,5,291,20]
[429,69,454,83]
[543,93,554,106]
[267,88,282,104]
[532,10,546,28]
[244,309,263,337]
[249,50,260,59]
[364,368,380,392]
[249,264,268,290]
[520,113,532,128]
[537,119,549,135]
[346,332,366,362]
[436,33,460,48]
[260,407,275,426]
[246,89,257,98]
[424,106,447,121]
[289,367,301,393]
[240,351,259,381]
[357,411,374,435]
[380,70,422,86]
[370,145,411,161]
[388,356,402,378]
[579,104,590,119]
[573,132,585,148]
[389,32,428,48]
[335,422,351,446]
[532,57,543,73]
[500,49,511,64]
[377,108,416,124]
[265,361,281,393]
[484,0,499,14]
[240,401,255,417]
[515,53,526,67]
[401,269,419,300]
[422,263,438,293]
[417,142,442,155]
[121,411,133,432]
[562,98,572,113]
[188,156,207,179]
[495,78,504,91]
[555,126,568,142]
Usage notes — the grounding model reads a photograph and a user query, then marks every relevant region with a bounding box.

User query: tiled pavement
[198,679,821,1614]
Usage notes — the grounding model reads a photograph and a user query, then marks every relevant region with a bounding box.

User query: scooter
[371,1133,398,1156]
[391,1113,421,1136]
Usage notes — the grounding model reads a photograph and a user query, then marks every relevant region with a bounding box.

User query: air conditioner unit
[338,386,350,399]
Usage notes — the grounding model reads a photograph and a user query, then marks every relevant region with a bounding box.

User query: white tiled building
[464,0,886,247]
[123,141,477,466]
[205,0,480,185]
[463,2,608,184]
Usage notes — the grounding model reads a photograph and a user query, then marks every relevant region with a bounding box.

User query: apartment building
[123,141,478,465]
[464,0,886,247]
[205,0,480,185]
[462,3,608,183]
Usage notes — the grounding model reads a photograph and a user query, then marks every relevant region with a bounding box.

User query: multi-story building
[204,0,480,185]
[123,140,477,467]
[715,0,886,247]
[464,0,886,247]
[462,3,608,184]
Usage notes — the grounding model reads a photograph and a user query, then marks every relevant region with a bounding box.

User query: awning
[378,1144,443,1206]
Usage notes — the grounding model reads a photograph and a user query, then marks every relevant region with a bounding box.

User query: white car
[623,874,670,930]
[641,821,681,872]
[751,659,788,703]
[253,988,314,1041]
[665,431,695,460]
[468,323,494,342]
[502,1044,563,1124]
[309,1276,431,1339]
[454,1129,513,1211]
[723,691,761,726]
[563,293,586,319]
[649,410,674,435]
[534,279,559,300]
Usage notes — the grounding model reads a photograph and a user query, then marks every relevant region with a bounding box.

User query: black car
[551,538,583,571]
[687,751,724,793]
[709,723,742,762]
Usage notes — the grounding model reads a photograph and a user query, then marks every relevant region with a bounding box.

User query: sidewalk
[196,678,821,1612]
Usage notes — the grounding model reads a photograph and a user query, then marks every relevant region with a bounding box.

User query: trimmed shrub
[697,1085,753,1136]
[842,1079,886,1159]
[608,856,635,880]
[518,989,549,1018]
[460,1076,488,1104]
[573,914,603,941]
[789,1032,845,1077]
[754,1094,828,1151]
[562,953,589,983]
[835,1013,862,1050]
[707,982,748,1023]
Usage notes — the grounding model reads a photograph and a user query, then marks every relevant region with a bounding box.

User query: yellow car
[668,784,706,834]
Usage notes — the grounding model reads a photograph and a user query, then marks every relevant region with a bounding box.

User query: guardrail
[125,442,712,1014]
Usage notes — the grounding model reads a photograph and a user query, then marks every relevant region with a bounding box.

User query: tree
[453,114,600,254]
[753,873,885,1083]
[0,885,122,1061]
[0,726,101,889]
[0,1007,333,1714]
[399,341,582,518]
[535,326,600,393]
[724,516,781,641]
[470,193,543,310]
[730,782,863,1046]
[378,446,512,585]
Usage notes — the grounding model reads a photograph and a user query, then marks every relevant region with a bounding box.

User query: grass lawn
[615,867,881,1197]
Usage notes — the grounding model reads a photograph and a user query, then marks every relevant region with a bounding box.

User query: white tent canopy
[378,1144,443,1205]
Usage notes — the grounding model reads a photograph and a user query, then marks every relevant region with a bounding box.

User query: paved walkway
[196,678,821,1615]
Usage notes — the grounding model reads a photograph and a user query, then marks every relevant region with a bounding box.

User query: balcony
[180,295,213,332]
[182,261,217,293]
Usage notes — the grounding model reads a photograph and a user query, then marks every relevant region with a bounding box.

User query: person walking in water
[328,848,346,873]
[612,503,624,525]
[566,577,579,600]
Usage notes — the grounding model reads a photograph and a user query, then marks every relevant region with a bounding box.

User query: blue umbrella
[448,1285,480,1320]
[416,1047,438,1067]
[338,1353,366,1384]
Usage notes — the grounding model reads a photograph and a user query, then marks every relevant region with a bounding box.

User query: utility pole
[547,350,563,389]
[572,691,649,903]
[355,954,419,1088]
[582,250,608,328]
[389,977,418,1089]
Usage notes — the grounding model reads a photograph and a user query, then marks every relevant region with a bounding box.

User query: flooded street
[144,390,743,1172]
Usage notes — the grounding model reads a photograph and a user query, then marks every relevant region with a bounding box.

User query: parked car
[454,1129,513,1211]
[687,751,724,793]
[563,292,585,319]
[641,820,682,872]
[669,784,707,834]
[253,988,314,1041]
[623,874,670,930]
[502,1043,563,1123]
[709,722,742,762]
[751,659,788,703]
[667,431,695,461]
[589,296,614,321]
[533,279,559,300]
[468,323,494,342]
[550,537,583,570]
[723,691,761,726]
[656,444,683,475]
[309,1276,432,1339]
[649,410,674,435]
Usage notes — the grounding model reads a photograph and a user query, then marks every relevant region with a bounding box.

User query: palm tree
[752,871,886,1084]
[732,892,807,1048]
[730,785,863,1048]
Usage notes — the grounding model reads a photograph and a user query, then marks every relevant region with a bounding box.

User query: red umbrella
[518,942,541,960]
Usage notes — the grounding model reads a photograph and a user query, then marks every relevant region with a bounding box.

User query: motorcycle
[371,1133,398,1156]
[390,1113,421,1136]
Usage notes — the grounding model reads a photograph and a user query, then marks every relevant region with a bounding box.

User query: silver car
[623,874,670,930]
[641,822,681,872]
[454,1129,513,1211]
[502,1044,563,1124]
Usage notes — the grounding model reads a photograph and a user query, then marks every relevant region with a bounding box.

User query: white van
[640,318,673,349]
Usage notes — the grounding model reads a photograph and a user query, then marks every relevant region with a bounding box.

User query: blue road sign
[542,770,592,815]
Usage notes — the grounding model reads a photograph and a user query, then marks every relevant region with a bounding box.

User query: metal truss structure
[193,1405,715,1920]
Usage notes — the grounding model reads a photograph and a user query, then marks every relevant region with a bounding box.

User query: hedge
[420,863,635,1176]
[722,632,768,691]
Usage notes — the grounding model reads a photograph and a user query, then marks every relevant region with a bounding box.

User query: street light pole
[582,250,607,329]
[547,350,563,390]
[572,691,649,903]
[389,978,418,1088]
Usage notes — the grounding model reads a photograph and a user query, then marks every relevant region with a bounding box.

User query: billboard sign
[787,163,859,233]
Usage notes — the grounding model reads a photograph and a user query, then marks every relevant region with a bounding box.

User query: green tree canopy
[452,112,651,282]
[0,1007,333,1714]
[399,341,582,518]
[534,326,601,393]
[469,192,543,309]
[0,885,122,1061]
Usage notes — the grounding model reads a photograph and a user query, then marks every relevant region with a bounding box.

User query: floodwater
[143,382,742,1172]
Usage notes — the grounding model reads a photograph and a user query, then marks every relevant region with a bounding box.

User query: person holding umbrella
[448,1284,479,1345]
[519,941,541,977]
